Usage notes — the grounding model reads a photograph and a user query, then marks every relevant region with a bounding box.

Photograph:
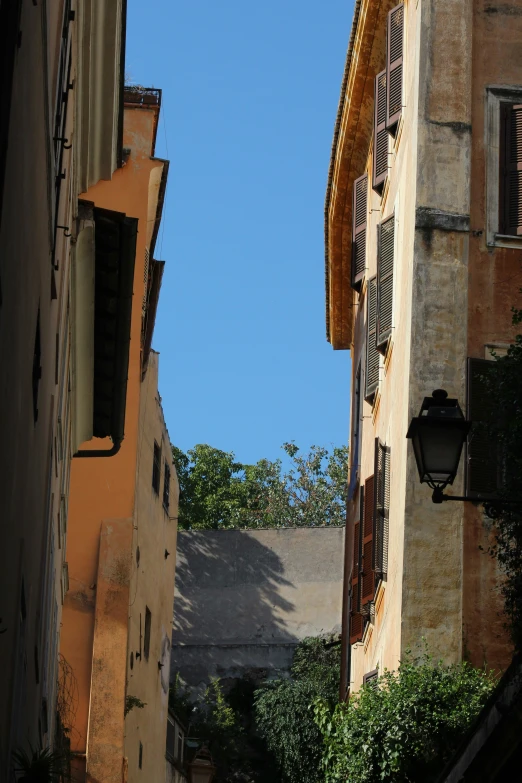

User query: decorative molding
[415,207,470,232]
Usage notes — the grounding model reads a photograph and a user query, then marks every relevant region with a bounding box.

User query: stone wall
[171,527,345,692]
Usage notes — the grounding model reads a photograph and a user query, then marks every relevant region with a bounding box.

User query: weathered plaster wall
[0,0,77,770]
[124,351,179,783]
[171,527,344,692]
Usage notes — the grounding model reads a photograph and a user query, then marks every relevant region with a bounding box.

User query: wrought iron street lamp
[188,746,216,783]
[407,388,520,517]
[406,389,471,501]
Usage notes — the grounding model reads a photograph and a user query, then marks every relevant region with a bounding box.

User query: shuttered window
[499,103,522,236]
[361,476,375,609]
[373,439,390,582]
[373,71,388,192]
[386,4,404,132]
[466,358,500,496]
[352,174,368,290]
[365,278,379,401]
[376,215,395,353]
[350,488,364,644]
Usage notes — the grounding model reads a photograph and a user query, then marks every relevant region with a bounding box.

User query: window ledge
[489,233,522,250]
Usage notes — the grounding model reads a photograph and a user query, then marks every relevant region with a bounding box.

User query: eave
[91,207,138,444]
[325,0,393,349]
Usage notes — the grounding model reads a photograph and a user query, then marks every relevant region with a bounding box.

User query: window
[350,487,364,645]
[365,277,379,401]
[32,309,42,423]
[363,669,379,687]
[348,365,362,499]
[166,716,175,760]
[139,741,143,769]
[351,174,368,290]
[485,87,522,247]
[360,476,375,612]
[177,729,183,762]
[376,214,395,354]
[373,439,390,583]
[466,358,500,496]
[386,4,404,133]
[499,102,522,236]
[152,441,161,494]
[144,607,151,661]
[373,70,388,192]
[163,462,171,512]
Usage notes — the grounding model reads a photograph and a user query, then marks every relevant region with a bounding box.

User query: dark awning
[92,207,137,445]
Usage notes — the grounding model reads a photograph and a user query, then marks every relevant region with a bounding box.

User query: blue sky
[126,0,353,466]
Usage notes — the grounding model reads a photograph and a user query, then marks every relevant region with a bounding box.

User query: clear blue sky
[125,0,353,466]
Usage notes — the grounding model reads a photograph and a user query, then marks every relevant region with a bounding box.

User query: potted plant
[12,744,65,782]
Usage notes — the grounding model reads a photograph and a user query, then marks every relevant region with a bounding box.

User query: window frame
[163,461,171,512]
[486,86,522,248]
[152,441,161,495]
[144,606,152,661]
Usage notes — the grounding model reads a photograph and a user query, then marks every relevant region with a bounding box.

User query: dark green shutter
[500,103,522,236]
[361,476,375,609]
[466,358,499,496]
[373,439,390,581]
[377,215,394,353]
[352,174,368,291]
[365,278,379,401]
[386,4,404,132]
[373,71,388,192]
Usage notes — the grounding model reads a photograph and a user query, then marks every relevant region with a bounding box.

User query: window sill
[488,233,522,250]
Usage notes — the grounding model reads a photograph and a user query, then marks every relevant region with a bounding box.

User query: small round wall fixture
[188,746,216,783]
[406,389,471,498]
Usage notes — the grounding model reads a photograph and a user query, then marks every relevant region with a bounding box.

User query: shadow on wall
[172,530,298,647]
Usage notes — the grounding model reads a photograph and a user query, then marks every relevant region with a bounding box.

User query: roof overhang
[76,0,127,192]
[92,207,137,444]
[325,0,393,349]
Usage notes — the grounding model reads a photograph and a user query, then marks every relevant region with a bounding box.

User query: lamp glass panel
[419,426,465,482]
[191,772,214,783]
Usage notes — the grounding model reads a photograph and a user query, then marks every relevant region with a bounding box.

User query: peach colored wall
[60,103,167,777]
[124,351,179,783]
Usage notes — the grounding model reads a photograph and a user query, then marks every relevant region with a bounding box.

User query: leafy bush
[254,636,341,783]
[314,653,496,783]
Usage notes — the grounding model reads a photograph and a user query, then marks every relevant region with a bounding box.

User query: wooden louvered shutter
[352,174,368,291]
[376,215,395,353]
[373,439,390,582]
[360,476,375,609]
[373,71,388,192]
[386,4,404,132]
[500,103,522,236]
[365,278,379,401]
[466,358,500,496]
[349,487,364,644]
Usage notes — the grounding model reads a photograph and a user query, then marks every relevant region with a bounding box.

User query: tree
[314,652,496,783]
[172,443,348,530]
[254,637,341,783]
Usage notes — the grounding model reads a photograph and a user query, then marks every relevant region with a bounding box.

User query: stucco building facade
[171,527,344,693]
[325,0,522,697]
[59,90,179,783]
[0,1,127,775]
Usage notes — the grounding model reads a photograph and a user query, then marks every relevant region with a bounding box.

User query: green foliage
[479,299,522,648]
[314,652,496,783]
[190,678,256,782]
[172,442,348,530]
[124,694,146,717]
[12,744,66,782]
[254,636,341,783]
